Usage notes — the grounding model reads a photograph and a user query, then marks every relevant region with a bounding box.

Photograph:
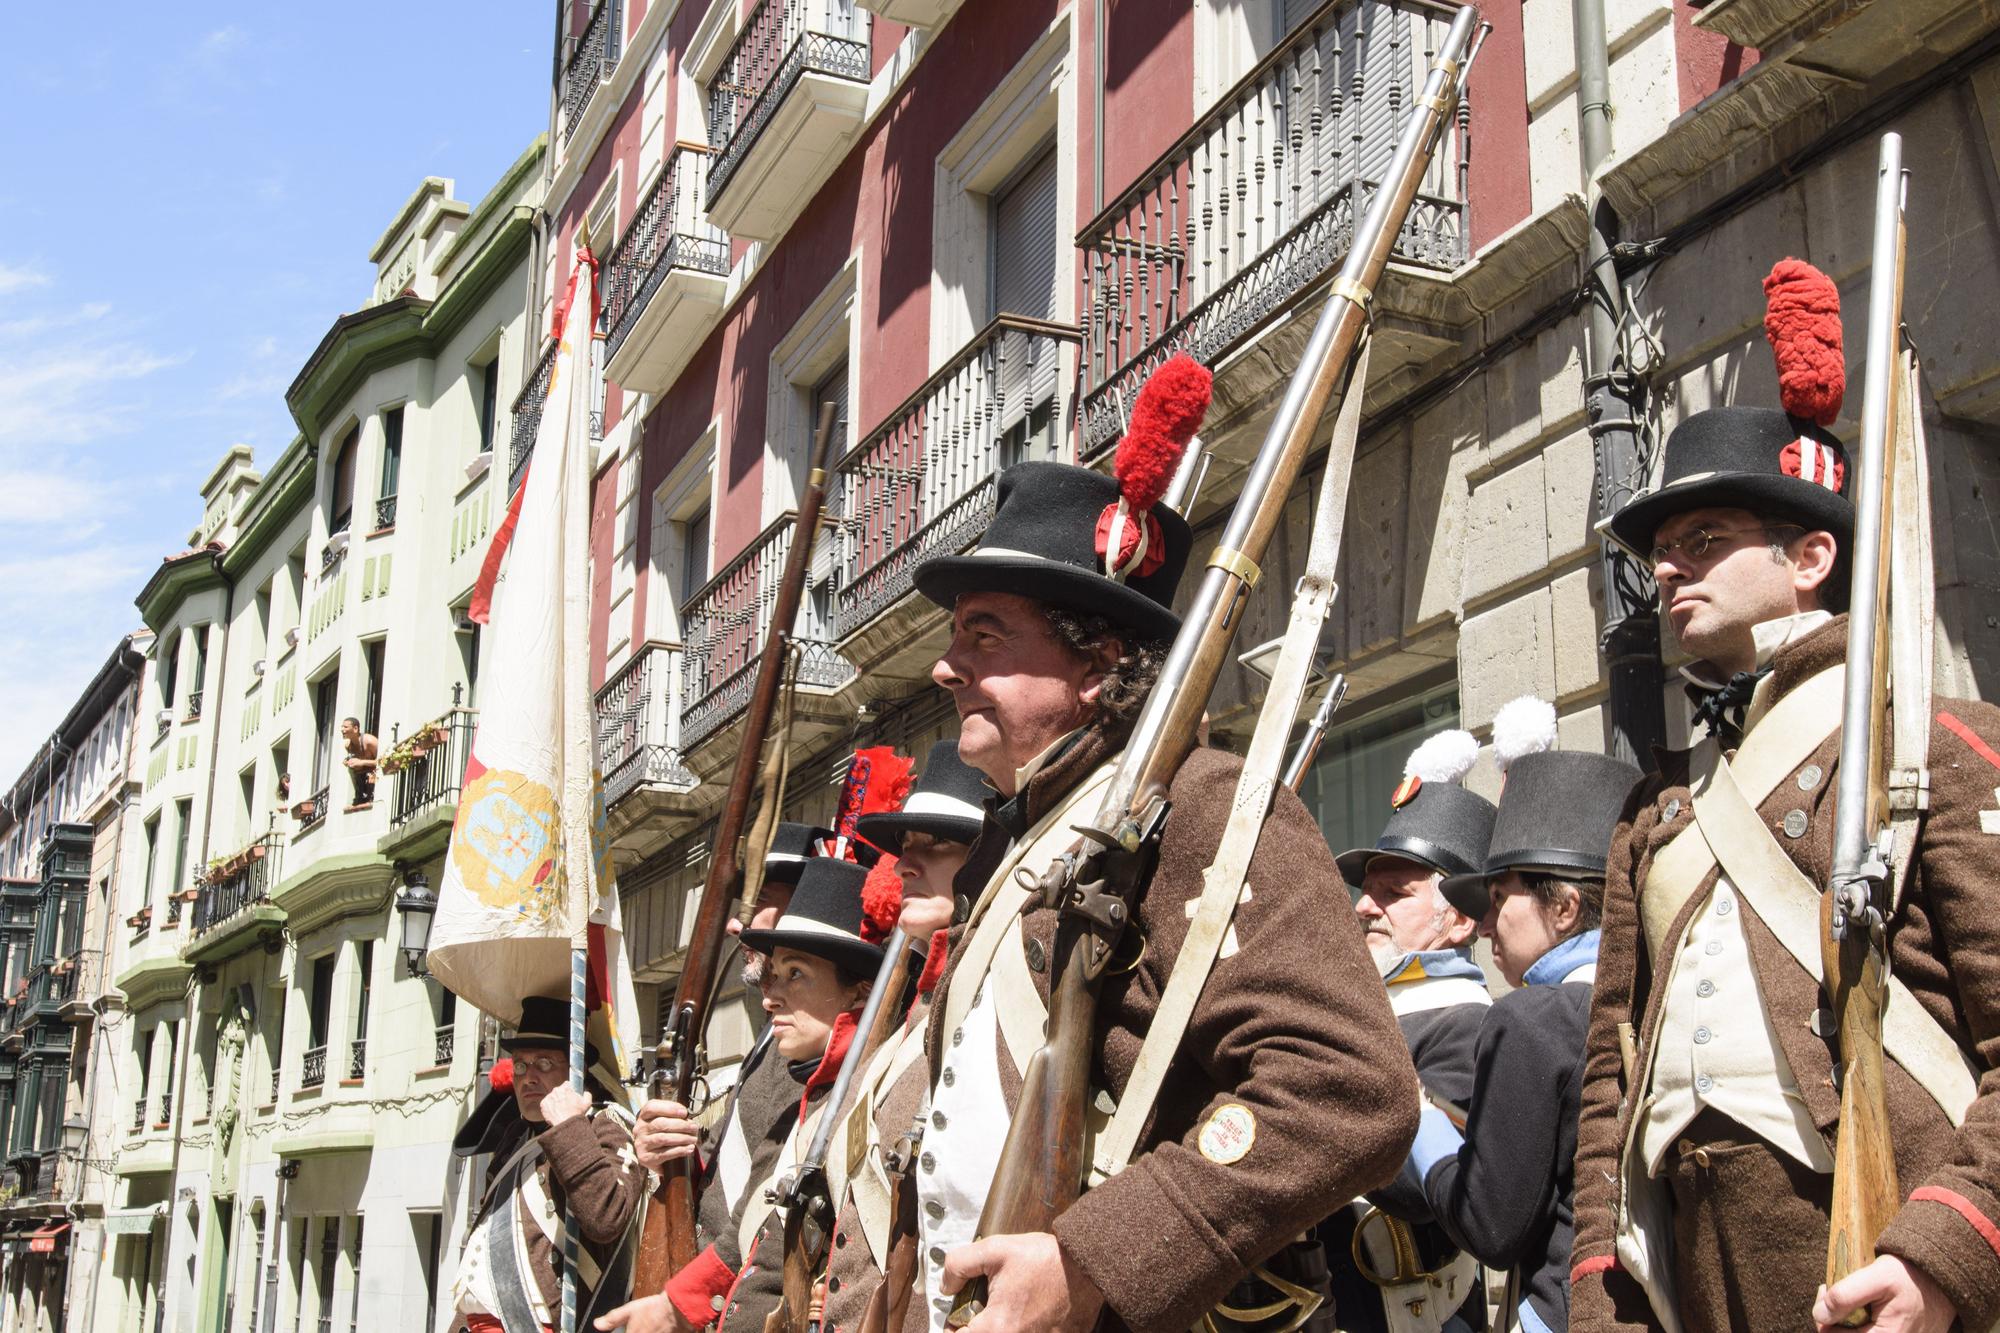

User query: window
[330,427,359,536]
[316,1217,338,1333]
[245,1211,268,1333]
[192,627,210,696]
[413,1211,443,1333]
[361,640,385,739]
[159,642,180,714]
[476,359,500,454]
[680,504,711,599]
[345,1216,364,1333]
[171,799,192,900]
[1298,680,1462,899]
[990,146,1059,322]
[310,676,339,797]
[306,955,335,1050]
[378,407,403,505]
[266,989,287,1103]
[349,941,373,1080]
[254,585,274,663]
[240,766,258,845]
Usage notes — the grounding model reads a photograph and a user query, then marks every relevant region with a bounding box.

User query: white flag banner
[430,251,640,1093]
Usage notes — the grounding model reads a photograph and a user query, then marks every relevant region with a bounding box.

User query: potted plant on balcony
[291,797,318,821]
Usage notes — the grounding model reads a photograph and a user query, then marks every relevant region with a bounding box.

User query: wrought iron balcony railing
[185,690,204,722]
[706,0,870,206]
[388,707,477,829]
[836,317,1078,637]
[270,1067,281,1103]
[376,494,398,529]
[434,1024,455,1066]
[510,338,558,497]
[348,1039,366,1081]
[560,0,624,143]
[192,832,284,936]
[1077,0,1469,457]
[296,785,330,833]
[602,146,731,367]
[680,514,852,749]
[157,1091,172,1127]
[597,642,695,807]
[130,1101,146,1135]
[301,1044,326,1089]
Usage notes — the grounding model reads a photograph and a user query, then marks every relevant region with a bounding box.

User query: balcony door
[1279,0,1415,219]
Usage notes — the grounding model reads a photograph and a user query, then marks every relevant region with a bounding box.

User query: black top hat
[913,462,1192,641]
[761,822,882,884]
[1335,781,1497,887]
[854,739,988,854]
[501,995,590,1052]
[1440,750,1643,918]
[1605,406,1854,557]
[740,857,885,979]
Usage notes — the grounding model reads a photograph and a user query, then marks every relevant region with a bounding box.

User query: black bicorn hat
[1439,750,1643,918]
[914,462,1193,641]
[1604,407,1854,557]
[854,738,988,855]
[740,857,886,978]
[763,821,880,885]
[1606,257,1854,556]
[1335,779,1497,887]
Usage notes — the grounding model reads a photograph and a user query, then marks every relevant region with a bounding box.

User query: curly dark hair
[1042,607,1170,725]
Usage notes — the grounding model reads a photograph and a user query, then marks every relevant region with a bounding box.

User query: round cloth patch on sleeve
[1198,1104,1257,1164]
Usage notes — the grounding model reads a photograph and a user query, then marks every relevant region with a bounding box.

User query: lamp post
[395,867,437,978]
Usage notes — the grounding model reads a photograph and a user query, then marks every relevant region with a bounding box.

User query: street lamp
[395,866,438,978]
[61,1116,86,1159]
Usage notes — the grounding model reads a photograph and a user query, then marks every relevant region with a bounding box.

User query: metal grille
[597,642,695,808]
[301,1044,326,1090]
[191,832,283,936]
[130,1100,146,1135]
[602,146,732,366]
[434,1024,454,1066]
[560,0,623,142]
[679,516,853,749]
[509,338,558,495]
[1077,0,1469,457]
[298,785,330,833]
[185,690,204,722]
[835,318,1078,637]
[347,1039,365,1081]
[388,709,477,828]
[375,495,397,529]
[706,0,870,205]
[157,1091,172,1126]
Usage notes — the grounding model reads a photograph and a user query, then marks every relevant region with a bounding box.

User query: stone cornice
[285,297,433,445]
[115,952,193,1014]
[133,545,225,631]
[270,854,393,938]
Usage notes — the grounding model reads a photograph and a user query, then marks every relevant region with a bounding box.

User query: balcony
[680,514,853,754]
[380,704,477,862]
[185,690,204,723]
[184,833,286,965]
[434,1024,454,1066]
[347,1039,366,1081]
[300,1044,326,1090]
[704,0,872,241]
[1076,0,1469,459]
[597,642,698,848]
[509,339,558,497]
[836,316,1078,670]
[375,494,398,529]
[294,785,331,834]
[559,0,623,144]
[853,0,961,28]
[602,146,732,397]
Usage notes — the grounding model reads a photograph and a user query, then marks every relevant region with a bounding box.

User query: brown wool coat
[924,728,1420,1332]
[471,1107,646,1318]
[819,1004,934,1333]
[1571,616,2000,1330]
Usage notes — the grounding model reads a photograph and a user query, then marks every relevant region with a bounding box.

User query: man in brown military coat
[1569,375,2000,1331]
[904,460,1418,1332]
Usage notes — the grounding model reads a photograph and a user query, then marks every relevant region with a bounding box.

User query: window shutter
[1281,1,1415,216]
[990,149,1061,434]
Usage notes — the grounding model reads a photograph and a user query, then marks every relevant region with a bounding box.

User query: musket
[767,929,914,1333]
[631,401,844,1297]
[1282,674,1348,792]
[1820,132,1909,1321]
[949,9,1485,1321]
[858,1114,927,1333]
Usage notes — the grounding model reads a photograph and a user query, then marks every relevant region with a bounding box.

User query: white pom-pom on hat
[1403,729,1479,786]
[1492,696,1559,774]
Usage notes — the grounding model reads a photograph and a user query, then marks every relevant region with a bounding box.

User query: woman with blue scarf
[1399,749,1642,1333]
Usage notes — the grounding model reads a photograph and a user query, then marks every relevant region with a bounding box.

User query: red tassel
[832,746,915,847]
[488,1057,514,1092]
[860,857,903,945]
[917,929,951,995]
[1114,354,1211,510]
[1763,259,1844,427]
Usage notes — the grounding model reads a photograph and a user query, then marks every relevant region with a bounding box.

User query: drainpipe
[1573,0,1666,768]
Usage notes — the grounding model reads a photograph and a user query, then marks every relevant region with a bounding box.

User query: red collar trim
[917,930,951,996]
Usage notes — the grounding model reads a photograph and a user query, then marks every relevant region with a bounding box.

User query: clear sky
[0,4,550,789]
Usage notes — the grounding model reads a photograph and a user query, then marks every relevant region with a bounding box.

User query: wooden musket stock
[630,402,844,1299]
[948,9,1484,1323]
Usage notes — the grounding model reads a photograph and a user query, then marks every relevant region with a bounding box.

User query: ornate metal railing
[375,495,398,529]
[706,0,871,205]
[192,832,284,936]
[300,1044,326,1090]
[560,0,624,142]
[131,1101,146,1135]
[157,1091,172,1127]
[835,317,1078,637]
[597,642,695,807]
[510,338,558,496]
[348,1039,366,1081]
[270,1067,281,1102]
[388,707,477,829]
[434,1024,455,1066]
[680,515,852,749]
[603,146,732,366]
[185,690,204,722]
[1077,0,1469,456]
[297,785,330,834]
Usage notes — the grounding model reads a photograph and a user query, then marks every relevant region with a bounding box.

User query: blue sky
[0,4,549,787]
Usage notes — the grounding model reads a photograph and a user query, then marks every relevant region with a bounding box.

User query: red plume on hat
[859,856,903,945]
[487,1057,514,1093]
[1097,354,1212,580]
[1763,258,1845,428]
[832,746,915,853]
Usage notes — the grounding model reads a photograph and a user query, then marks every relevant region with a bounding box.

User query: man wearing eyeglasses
[1568,305,2000,1332]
